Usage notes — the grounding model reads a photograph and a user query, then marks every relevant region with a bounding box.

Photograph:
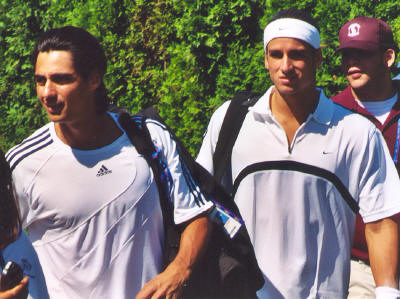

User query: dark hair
[0,150,21,248]
[269,8,319,31]
[32,26,110,113]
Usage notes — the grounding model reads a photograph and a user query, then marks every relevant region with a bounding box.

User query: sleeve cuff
[375,286,400,299]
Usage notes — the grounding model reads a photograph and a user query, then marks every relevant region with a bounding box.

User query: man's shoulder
[331,85,354,106]
[330,99,377,134]
[6,123,54,173]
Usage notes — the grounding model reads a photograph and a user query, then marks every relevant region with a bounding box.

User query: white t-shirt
[197,86,400,298]
[7,113,213,299]
[356,92,398,124]
[1,231,49,299]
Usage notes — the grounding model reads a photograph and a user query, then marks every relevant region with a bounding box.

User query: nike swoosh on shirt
[322,151,335,154]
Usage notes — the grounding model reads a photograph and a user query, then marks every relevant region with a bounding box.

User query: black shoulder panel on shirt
[232,160,359,214]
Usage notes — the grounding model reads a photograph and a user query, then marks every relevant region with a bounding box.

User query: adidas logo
[97,165,112,177]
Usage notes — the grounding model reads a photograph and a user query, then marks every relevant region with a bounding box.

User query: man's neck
[352,78,396,102]
[54,113,122,150]
[271,87,320,124]
[270,87,320,144]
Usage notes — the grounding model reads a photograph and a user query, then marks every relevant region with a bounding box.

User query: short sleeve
[146,120,214,225]
[357,128,400,223]
[196,101,231,174]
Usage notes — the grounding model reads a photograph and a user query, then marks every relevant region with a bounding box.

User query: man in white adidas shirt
[6,26,213,299]
[197,8,400,299]
[332,17,400,299]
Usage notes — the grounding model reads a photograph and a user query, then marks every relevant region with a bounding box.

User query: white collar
[250,86,333,126]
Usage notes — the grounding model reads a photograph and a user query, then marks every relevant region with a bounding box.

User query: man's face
[35,50,98,124]
[265,37,321,96]
[340,48,387,91]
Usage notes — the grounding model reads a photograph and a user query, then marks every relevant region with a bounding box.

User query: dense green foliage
[1,0,399,154]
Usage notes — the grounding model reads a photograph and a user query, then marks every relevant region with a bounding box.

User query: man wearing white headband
[197,8,400,298]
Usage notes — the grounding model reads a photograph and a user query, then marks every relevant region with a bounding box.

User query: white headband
[264,18,320,50]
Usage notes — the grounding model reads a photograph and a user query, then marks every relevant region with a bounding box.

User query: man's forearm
[170,215,211,278]
[135,215,211,299]
[366,217,399,288]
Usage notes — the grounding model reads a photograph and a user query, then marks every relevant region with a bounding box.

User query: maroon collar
[331,85,374,117]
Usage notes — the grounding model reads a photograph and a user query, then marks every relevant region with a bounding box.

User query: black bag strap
[213,91,261,185]
[0,251,5,269]
[117,112,179,264]
[117,112,171,214]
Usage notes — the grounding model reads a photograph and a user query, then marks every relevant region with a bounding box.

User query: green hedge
[1,0,399,154]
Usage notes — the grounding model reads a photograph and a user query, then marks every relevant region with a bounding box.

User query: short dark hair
[0,150,21,247]
[32,26,110,113]
[269,8,319,32]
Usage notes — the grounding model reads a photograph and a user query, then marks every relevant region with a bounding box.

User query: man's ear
[314,48,322,68]
[265,51,269,70]
[88,72,101,91]
[383,48,396,68]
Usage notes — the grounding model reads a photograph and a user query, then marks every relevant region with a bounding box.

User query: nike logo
[322,151,334,155]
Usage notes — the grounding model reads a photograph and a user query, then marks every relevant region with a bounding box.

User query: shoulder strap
[0,251,5,269]
[117,112,173,226]
[118,112,181,265]
[213,91,261,185]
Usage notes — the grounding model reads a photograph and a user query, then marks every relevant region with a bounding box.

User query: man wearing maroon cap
[332,16,400,299]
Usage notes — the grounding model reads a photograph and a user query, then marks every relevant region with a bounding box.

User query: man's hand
[0,276,28,299]
[136,216,211,299]
[135,258,189,299]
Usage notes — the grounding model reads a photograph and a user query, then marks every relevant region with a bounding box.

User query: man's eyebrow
[34,73,76,81]
[50,73,75,79]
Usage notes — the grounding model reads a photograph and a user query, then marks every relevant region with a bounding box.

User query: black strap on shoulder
[117,112,174,228]
[213,91,261,185]
[0,251,5,269]
[118,111,183,265]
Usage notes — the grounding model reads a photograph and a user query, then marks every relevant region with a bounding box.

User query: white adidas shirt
[7,113,213,299]
[197,86,400,298]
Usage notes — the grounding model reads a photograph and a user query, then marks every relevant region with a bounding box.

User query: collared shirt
[197,86,400,298]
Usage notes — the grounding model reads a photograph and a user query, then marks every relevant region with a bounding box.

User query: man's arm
[365,217,399,290]
[0,276,28,299]
[136,216,211,299]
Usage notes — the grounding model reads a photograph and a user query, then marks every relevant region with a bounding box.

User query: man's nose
[342,53,359,65]
[42,80,56,98]
[281,55,293,73]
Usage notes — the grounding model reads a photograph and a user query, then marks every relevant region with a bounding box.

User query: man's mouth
[347,68,362,79]
[44,102,64,114]
[279,75,295,84]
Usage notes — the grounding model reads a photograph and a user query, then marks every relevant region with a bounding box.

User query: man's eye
[289,51,306,60]
[269,51,282,58]
[34,76,46,85]
[52,75,75,84]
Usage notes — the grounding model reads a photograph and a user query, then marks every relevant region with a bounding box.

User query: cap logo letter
[348,23,360,37]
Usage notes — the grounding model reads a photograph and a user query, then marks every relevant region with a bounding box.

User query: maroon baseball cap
[336,16,398,52]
